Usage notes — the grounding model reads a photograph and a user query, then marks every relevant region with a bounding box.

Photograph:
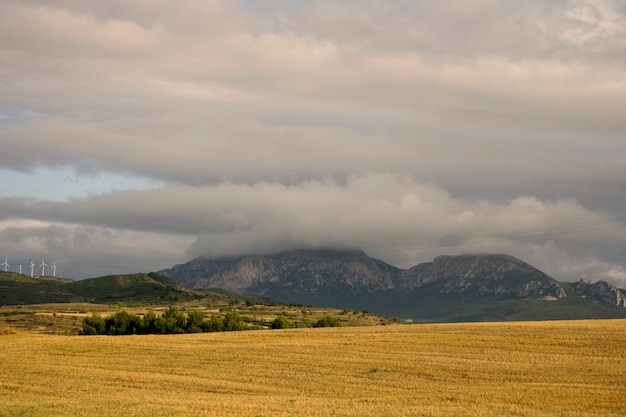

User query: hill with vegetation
[0,271,393,334]
[0,271,200,305]
[0,272,82,305]
[63,272,199,303]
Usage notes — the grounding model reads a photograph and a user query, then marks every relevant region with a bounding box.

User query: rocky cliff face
[161,249,400,296]
[162,250,570,301]
[398,254,566,299]
[574,278,626,307]
[160,250,626,319]
[518,280,566,299]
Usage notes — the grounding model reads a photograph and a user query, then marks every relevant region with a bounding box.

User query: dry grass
[1,319,625,416]
[0,326,19,335]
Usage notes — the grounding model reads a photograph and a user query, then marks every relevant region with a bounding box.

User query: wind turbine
[1,257,9,272]
[40,258,48,276]
[19,264,23,275]
[52,262,57,277]
[30,260,35,277]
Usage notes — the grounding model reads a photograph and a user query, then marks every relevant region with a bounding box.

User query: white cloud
[2,173,624,285]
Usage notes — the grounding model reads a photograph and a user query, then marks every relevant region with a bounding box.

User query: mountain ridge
[2,250,624,322]
[0,271,198,305]
[160,249,626,321]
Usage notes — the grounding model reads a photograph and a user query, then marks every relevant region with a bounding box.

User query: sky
[1,0,625,285]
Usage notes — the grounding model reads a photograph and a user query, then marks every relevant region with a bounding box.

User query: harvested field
[1,319,625,416]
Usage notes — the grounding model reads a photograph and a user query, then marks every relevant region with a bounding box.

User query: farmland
[0,301,394,335]
[1,319,625,416]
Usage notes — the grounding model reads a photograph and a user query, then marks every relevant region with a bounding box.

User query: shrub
[81,313,106,335]
[79,306,253,335]
[140,311,159,334]
[105,310,142,335]
[202,316,224,332]
[158,306,186,334]
[313,316,341,328]
[223,311,247,331]
[186,310,205,333]
[271,315,294,329]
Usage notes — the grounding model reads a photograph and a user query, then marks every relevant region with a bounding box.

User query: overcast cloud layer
[1,0,625,285]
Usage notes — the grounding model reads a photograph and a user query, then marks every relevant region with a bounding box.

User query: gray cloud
[1,174,624,283]
[1,0,625,285]
[0,220,191,279]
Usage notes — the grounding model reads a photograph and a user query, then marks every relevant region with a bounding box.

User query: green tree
[140,310,158,334]
[153,316,169,334]
[160,306,186,333]
[312,315,341,328]
[81,312,106,335]
[186,310,205,333]
[105,310,142,335]
[271,315,294,329]
[202,316,224,332]
[223,311,246,331]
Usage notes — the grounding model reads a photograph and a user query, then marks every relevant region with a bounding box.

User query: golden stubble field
[1,320,625,417]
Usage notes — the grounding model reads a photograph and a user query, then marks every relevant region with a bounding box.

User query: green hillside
[0,272,84,305]
[0,271,202,306]
[62,272,200,303]
[0,272,37,283]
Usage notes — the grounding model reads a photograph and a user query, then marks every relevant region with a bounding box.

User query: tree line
[80,306,341,335]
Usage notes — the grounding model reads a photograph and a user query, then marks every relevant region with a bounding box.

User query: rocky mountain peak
[398,253,565,298]
[159,250,626,320]
[162,251,569,300]
[161,248,400,297]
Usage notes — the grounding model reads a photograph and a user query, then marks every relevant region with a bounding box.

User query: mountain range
[2,249,625,323]
[160,249,626,322]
